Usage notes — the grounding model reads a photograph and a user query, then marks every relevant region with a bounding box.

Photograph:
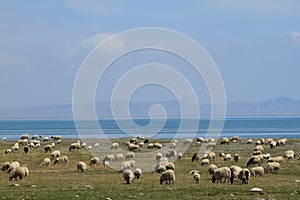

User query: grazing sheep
[184,138,193,145]
[189,170,200,183]
[160,169,175,185]
[250,166,264,177]
[270,140,277,149]
[177,153,183,159]
[120,160,136,172]
[103,154,115,162]
[103,161,109,167]
[2,137,7,141]
[266,138,274,144]
[20,134,29,140]
[44,144,53,152]
[208,164,218,178]
[252,150,263,156]
[238,168,251,184]
[247,156,262,167]
[69,141,81,151]
[263,153,271,160]
[265,162,280,173]
[234,154,240,162]
[230,165,242,184]
[143,139,149,143]
[196,137,205,143]
[54,156,68,165]
[191,153,200,162]
[153,142,162,149]
[224,154,231,161]
[31,134,38,140]
[123,169,135,184]
[89,157,100,167]
[284,150,295,159]
[128,144,140,151]
[268,156,284,163]
[220,137,229,145]
[147,143,154,149]
[11,144,19,152]
[255,140,262,145]
[9,166,29,181]
[212,167,231,183]
[111,143,119,149]
[276,138,287,147]
[125,152,135,160]
[77,161,87,173]
[23,146,29,154]
[138,142,144,147]
[51,150,61,158]
[42,158,51,167]
[5,149,12,154]
[42,137,49,142]
[201,158,210,166]
[169,141,177,149]
[166,149,177,158]
[156,153,163,161]
[219,152,225,157]
[115,154,124,161]
[155,161,175,174]
[2,161,21,173]
[207,152,216,161]
[231,136,239,142]
[51,135,61,141]
[254,145,264,153]
[134,168,142,179]
[94,143,100,148]
[246,139,253,144]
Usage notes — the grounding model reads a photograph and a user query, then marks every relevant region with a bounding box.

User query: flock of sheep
[1,134,299,187]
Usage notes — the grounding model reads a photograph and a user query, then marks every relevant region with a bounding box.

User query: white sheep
[155,161,175,174]
[184,138,193,145]
[238,168,251,184]
[276,138,287,147]
[77,161,87,173]
[230,165,242,184]
[111,142,119,149]
[54,156,68,165]
[270,140,277,149]
[224,154,231,161]
[268,156,284,163]
[220,137,229,145]
[212,167,231,183]
[201,158,210,166]
[42,157,51,167]
[2,161,20,173]
[250,166,264,177]
[160,169,175,185]
[177,153,183,159]
[247,156,262,167]
[208,164,218,178]
[69,141,81,151]
[189,170,200,183]
[5,149,12,154]
[134,168,142,179]
[265,162,280,173]
[284,150,295,159]
[51,150,61,158]
[9,166,29,181]
[156,153,163,161]
[44,144,53,152]
[254,145,264,153]
[120,160,136,172]
[123,169,135,184]
[115,154,124,161]
[103,154,115,162]
[2,137,7,141]
[166,149,177,158]
[125,152,135,160]
[89,157,100,167]
[234,154,240,162]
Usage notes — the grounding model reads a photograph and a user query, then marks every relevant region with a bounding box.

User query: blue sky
[0,0,300,108]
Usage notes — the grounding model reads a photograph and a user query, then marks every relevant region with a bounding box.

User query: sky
[0,0,300,108]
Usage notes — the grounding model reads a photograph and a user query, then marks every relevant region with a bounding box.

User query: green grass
[1,138,300,200]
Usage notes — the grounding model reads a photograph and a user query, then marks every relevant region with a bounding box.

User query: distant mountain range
[1,97,300,119]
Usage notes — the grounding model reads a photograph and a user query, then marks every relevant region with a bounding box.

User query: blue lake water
[0,117,299,140]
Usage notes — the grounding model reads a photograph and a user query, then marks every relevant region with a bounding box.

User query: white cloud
[65,0,121,15]
[291,32,300,39]
[62,32,126,59]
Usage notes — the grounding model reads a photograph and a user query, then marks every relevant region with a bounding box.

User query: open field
[1,137,300,200]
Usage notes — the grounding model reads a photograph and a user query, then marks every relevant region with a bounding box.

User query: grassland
[0,138,300,200]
